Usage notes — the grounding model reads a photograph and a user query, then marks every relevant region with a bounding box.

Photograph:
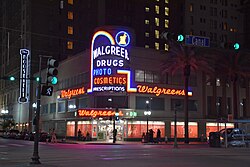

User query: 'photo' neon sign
[88,29,136,93]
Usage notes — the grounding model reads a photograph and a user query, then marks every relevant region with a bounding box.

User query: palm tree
[161,42,214,143]
[213,50,250,127]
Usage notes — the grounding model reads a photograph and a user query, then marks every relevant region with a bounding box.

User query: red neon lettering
[61,87,85,99]
[78,109,124,118]
[136,85,191,97]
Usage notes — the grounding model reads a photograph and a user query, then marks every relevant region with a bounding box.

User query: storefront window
[128,121,165,138]
[77,121,92,136]
[67,121,75,136]
[170,122,198,138]
[206,122,234,138]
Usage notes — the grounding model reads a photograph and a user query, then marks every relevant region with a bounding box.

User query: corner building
[37,26,244,142]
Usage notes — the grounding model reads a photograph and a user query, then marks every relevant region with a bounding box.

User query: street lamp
[144,100,151,142]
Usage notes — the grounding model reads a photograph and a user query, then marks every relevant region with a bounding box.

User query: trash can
[209,132,221,147]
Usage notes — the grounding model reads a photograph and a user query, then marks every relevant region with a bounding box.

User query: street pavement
[1,137,250,167]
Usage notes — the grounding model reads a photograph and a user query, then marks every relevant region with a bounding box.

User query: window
[164,44,169,51]
[67,41,73,49]
[136,97,164,110]
[155,42,159,50]
[79,98,88,108]
[135,70,144,82]
[145,7,149,12]
[135,70,161,83]
[165,0,169,3]
[145,45,149,48]
[41,104,48,115]
[155,30,159,39]
[155,17,159,26]
[155,5,159,14]
[171,99,198,111]
[189,4,193,12]
[68,0,73,5]
[145,19,149,25]
[68,11,73,20]
[145,32,149,37]
[165,7,169,16]
[68,26,73,35]
[68,99,76,112]
[50,103,56,113]
[58,101,65,113]
[164,19,169,28]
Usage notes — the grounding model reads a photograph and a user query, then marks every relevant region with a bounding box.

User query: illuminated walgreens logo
[88,30,136,93]
[78,109,124,118]
[137,85,193,97]
[60,87,85,99]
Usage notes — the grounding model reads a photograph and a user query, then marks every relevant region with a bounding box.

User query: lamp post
[144,100,151,142]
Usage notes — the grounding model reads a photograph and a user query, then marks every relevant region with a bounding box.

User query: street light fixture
[144,100,151,142]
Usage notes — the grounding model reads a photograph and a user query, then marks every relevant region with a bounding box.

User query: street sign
[41,85,53,96]
[185,35,210,47]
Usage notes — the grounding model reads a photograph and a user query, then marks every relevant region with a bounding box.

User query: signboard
[78,108,124,118]
[41,85,53,96]
[87,29,137,93]
[18,49,29,103]
[60,87,85,99]
[185,35,210,47]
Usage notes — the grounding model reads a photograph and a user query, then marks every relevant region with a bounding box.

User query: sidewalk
[59,138,209,146]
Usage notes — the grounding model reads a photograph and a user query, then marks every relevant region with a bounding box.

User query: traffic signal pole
[31,55,52,164]
[31,56,42,164]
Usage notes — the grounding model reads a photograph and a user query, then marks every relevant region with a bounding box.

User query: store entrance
[98,120,124,142]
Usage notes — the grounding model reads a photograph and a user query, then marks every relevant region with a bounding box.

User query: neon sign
[60,87,85,99]
[137,85,193,97]
[78,109,124,118]
[19,49,29,103]
[88,29,136,93]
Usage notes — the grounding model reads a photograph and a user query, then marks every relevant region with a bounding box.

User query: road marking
[8,144,25,147]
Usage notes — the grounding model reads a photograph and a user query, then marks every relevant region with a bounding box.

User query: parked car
[3,129,20,139]
[24,131,49,142]
[219,128,250,147]
[15,131,28,140]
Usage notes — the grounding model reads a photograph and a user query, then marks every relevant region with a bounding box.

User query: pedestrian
[142,132,145,143]
[78,129,82,141]
[51,128,57,143]
[157,129,161,143]
[149,129,154,143]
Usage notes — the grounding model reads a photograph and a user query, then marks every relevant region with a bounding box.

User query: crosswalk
[0,143,26,148]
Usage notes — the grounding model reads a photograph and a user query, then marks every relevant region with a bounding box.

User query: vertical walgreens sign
[88,29,136,93]
[19,49,29,103]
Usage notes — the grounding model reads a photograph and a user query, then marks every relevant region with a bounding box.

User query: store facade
[36,26,245,142]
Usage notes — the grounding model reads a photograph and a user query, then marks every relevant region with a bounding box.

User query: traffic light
[233,42,240,50]
[9,76,15,81]
[177,34,184,42]
[221,42,240,50]
[46,58,59,85]
[35,77,40,82]
[161,32,184,42]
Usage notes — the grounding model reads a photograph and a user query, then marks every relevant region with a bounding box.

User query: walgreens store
[39,26,233,142]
